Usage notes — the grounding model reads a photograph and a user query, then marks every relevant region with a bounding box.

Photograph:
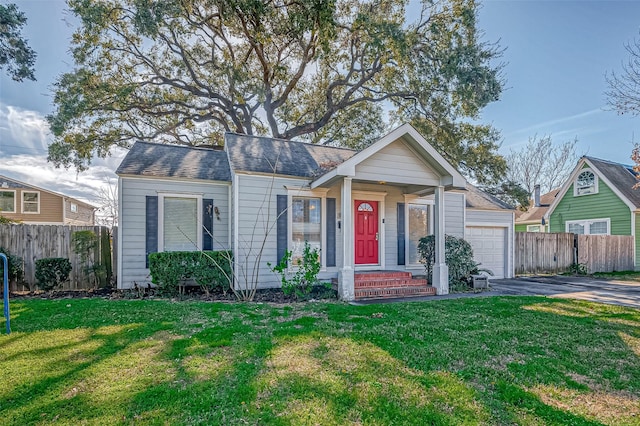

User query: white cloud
[0,102,127,205]
[502,108,604,144]
[0,103,51,156]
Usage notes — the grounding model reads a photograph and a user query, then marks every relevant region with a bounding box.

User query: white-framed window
[287,187,328,268]
[22,191,40,214]
[404,196,434,265]
[0,190,16,213]
[70,203,78,213]
[291,196,322,263]
[565,218,610,235]
[574,169,598,196]
[158,193,202,251]
[527,224,543,232]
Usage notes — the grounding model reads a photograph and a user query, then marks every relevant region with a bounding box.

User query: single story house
[514,186,560,232]
[0,174,96,225]
[116,124,514,300]
[545,156,640,268]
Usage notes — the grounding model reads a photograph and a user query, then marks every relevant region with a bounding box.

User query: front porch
[353,271,436,300]
[310,125,467,301]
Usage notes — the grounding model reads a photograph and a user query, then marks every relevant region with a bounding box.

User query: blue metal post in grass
[1,253,10,334]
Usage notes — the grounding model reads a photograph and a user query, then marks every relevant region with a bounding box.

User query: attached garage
[459,184,515,279]
[465,226,507,278]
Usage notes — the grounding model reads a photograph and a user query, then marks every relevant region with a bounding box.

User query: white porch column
[338,177,355,300]
[432,185,449,295]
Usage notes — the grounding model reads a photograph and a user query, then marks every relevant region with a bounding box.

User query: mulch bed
[9,285,338,303]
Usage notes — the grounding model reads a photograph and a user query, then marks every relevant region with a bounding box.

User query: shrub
[418,234,483,291]
[268,242,321,299]
[35,258,72,291]
[0,215,19,224]
[148,251,233,295]
[72,230,110,288]
[0,246,24,285]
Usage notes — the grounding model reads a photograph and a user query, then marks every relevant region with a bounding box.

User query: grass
[1,297,639,425]
[593,270,640,281]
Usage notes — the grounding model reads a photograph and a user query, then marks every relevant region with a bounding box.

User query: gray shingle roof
[225,133,357,177]
[586,156,640,208]
[116,141,231,182]
[463,183,514,210]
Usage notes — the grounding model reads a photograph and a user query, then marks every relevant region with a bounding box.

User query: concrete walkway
[352,276,640,309]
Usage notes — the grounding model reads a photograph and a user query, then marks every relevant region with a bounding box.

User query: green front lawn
[593,271,640,282]
[1,297,639,425]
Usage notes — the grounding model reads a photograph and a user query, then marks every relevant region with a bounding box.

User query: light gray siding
[119,177,230,289]
[445,192,465,238]
[466,209,513,225]
[234,174,340,289]
[355,140,441,186]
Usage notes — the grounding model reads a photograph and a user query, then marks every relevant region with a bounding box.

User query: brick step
[355,278,428,289]
[355,271,412,281]
[355,286,436,300]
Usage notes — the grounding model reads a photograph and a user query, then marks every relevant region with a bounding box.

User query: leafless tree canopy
[506,135,582,196]
[606,37,640,116]
[95,177,118,228]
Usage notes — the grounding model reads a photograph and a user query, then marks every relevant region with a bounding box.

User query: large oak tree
[48,0,505,184]
[0,3,36,81]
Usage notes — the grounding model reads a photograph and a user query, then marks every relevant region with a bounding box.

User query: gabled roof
[311,123,467,189]
[117,124,467,188]
[545,156,640,219]
[0,174,97,208]
[463,183,514,211]
[585,156,640,207]
[224,133,357,177]
[515,188,561,223]
[116,141,231,182]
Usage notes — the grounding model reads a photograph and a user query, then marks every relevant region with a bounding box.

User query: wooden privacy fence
[0,224,112,291]
[576,234,634,273]
[515,232,634,275]
[515,232,574,275]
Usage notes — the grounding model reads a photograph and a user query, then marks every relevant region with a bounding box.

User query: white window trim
[573,168,599,197]
[21,190,40,214]
[527,224,543,232]
[287,188,328,271]
[0,189,16,213]
[404,195,434,267]
[70,203,78,213]
[157,193,203,252]
[565,218,610,235]
[353,190,387,270]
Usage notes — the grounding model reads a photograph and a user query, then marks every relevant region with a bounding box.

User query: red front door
[355,200,379,264]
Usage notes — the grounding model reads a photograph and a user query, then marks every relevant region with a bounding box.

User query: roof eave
[310,168,342,189]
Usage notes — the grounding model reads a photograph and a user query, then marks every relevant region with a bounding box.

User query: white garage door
[465,227,506,279]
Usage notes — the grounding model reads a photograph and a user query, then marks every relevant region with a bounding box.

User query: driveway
[489,276,640,309]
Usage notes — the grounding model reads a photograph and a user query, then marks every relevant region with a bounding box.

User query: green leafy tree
[479,180,530,209]
[0,3,36,81]
[48,0,505,184]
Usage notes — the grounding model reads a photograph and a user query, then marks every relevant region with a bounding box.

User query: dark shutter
[326,198,336,267]
[397,202,405,266]
[276,195,288,263]
[203,199,214,251]
[145,196,158,268]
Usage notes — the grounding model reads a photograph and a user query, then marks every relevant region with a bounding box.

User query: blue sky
[0,0,639,202]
